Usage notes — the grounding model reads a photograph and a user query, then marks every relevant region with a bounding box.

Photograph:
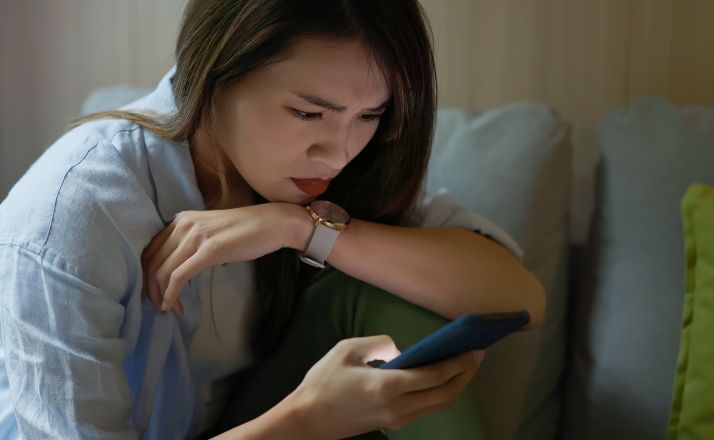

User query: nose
[307,127,352,171]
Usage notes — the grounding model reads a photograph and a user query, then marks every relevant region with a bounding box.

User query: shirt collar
[121,64,207,223]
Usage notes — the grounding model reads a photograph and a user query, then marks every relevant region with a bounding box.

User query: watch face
[312,200,350,225]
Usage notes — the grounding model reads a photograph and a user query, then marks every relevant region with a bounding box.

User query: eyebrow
[292,91,390,114]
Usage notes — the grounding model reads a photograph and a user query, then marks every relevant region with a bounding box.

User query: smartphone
[377,311,530,370]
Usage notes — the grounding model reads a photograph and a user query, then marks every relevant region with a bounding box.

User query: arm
[211,391,311,440]
[0,245,138,439]
[282,201,545,329]
[147,200,543,330]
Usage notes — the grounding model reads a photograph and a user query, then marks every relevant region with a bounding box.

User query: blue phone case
[378,311,530,369]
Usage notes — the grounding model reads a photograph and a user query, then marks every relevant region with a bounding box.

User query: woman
[0,0,544,438]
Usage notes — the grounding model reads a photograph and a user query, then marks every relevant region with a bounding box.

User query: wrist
[279,387,321,439]
[211,388,318,440]
[278,202,314,251]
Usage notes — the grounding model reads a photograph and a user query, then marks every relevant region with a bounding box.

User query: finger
[401,357,480,410]
[142,224,176,299]
[141,220,176,261]
[472,349,485,366]
[141,223,175,267]
[154,240,197,299]
[341,335,402,365]
[148,228,184,282]
[172,298,184,318]
[384,400,454,431]
[377,366,477,432]
[161,250,213,312]
[397,350,478,393]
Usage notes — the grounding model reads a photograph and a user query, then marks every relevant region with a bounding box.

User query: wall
[419,0,714,241]
[1,0,713,241]
[0,0,184,198]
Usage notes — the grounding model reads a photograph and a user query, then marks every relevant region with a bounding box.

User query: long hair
[68,0,437,358]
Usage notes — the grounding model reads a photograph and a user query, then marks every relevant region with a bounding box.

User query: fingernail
[472,351,481,364]
[161,301,170,312]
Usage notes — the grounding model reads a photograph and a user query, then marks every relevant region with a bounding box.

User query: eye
[290,108,323,121]
[288,107,383,123]
[360,113,383,123]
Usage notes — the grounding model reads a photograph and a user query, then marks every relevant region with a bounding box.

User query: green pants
[208,267,490,439]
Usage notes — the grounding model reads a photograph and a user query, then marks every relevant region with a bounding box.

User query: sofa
[80,87,714,439]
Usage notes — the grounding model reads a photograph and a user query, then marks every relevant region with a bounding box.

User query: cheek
[232,105,304,166]
[350,122,380,157]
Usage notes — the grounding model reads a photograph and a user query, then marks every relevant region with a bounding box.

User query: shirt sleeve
[0,245,138,439]
[408,189,525,262]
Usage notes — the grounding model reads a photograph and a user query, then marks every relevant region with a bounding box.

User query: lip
[291,178,331,196]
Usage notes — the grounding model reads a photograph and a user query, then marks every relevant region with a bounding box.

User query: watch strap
[299,223,340,269]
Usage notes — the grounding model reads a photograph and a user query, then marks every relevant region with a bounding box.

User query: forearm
[211,391,316,440]
[284,205,545,328]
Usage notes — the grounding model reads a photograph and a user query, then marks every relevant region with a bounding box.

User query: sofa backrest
[560,97,714,439]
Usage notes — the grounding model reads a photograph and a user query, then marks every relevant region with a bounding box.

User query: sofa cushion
[80,86,153,116]
[429,104,572,440]
[561,97,714,439]
[667,183,714,440]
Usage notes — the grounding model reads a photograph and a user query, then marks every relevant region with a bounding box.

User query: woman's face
[210,37,390,205]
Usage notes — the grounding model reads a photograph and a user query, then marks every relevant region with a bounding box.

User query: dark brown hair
[68,0,437,358]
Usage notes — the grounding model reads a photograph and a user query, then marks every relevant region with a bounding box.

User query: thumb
[343,335,401,365]
[472,350,486,365]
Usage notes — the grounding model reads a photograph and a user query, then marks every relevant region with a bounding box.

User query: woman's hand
[284,335,484,439]
[141,203,296,315]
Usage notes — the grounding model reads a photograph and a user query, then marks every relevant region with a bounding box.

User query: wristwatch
[299,200,351,269]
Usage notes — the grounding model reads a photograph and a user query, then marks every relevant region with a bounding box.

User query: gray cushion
[429,104,572,440]
[80,86,152,116]
[560,97,714,439]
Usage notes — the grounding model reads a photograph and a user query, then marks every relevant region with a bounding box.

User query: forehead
[264,37,390,103]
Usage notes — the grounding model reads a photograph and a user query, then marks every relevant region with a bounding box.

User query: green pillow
[668,183,714,439]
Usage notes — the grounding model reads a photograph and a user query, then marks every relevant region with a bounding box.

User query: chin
[285,194,314,205]
[260,188,312,205]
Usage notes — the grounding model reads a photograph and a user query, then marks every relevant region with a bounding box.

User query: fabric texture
[426,105,572,440]
[667,183,714,440]
[0,64,523,439]
[561,97,714,439]
[190,261,256,433]
[206,267,489,440]
[0,75,209,439]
